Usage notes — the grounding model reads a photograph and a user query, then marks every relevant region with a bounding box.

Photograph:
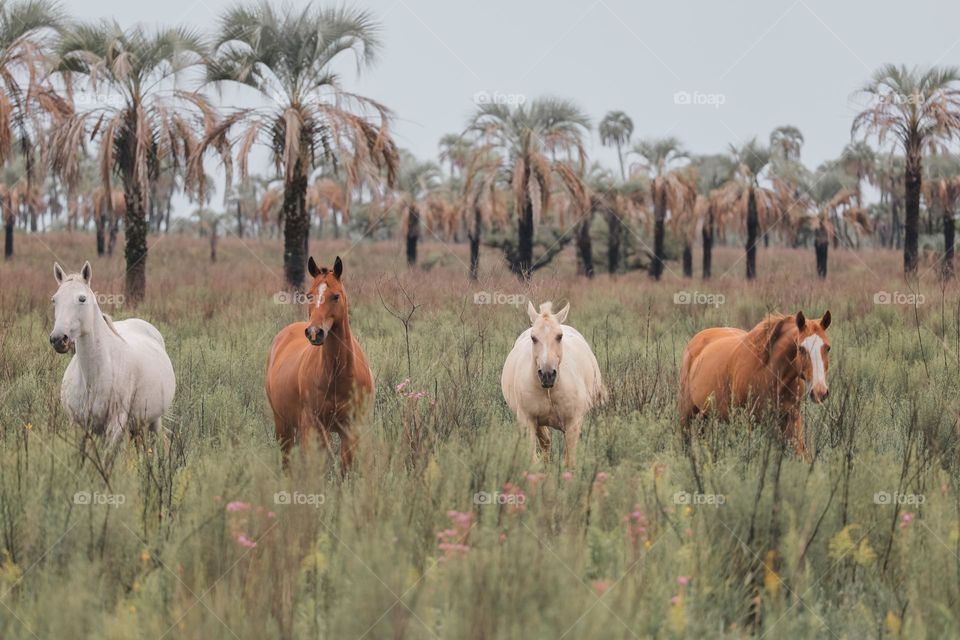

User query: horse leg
[562,419,583,468]
[784,412,810,462]
[338,428,358,477]
[274,414,296,469]
[535,426,552,462]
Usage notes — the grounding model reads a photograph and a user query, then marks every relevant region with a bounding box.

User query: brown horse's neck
[320,316,355,379]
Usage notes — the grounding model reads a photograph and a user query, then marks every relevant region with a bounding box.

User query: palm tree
[466,97,590,279]
[631,137,689,280]
[769,125,804,163]
[923,154,960,277]
[840,141,876,207]
[690,154,736,278]
[718,139,779,280]
[460,142,505,280]
[0,0,64,259]
[599,111,633,181]
[853,64,960,274]
[438,133,472,178]
[390,150,442,267]
[205,2,398,289]
[50,21,212,303]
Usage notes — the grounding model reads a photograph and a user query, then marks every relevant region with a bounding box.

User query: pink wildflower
[234,533,257,549]
[226,501,250,512]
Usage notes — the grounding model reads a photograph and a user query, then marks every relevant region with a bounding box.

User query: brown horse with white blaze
[678,311,832,459]
[266,256,374,472]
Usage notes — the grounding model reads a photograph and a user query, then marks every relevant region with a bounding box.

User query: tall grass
[0,233,958,638]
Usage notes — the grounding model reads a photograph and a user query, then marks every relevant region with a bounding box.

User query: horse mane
[101,313,124,340]
[745,314,795,363]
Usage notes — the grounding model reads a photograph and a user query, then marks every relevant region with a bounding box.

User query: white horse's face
[527,301,570,389]
[50,261,96,354]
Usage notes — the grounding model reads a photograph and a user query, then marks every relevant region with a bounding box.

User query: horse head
[304,256,347,346]
[526,300,570,389]
[50,261,97,354]
[793,310,832,403]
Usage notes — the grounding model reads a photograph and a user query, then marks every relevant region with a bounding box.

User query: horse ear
[81,261,92,284]
[527,300,539,324]
[555,303,570,324]
[795,311,806,331]
[333,256,343,280]
[308,257,320,278]
[821,310,831,330]
[54,262,65,284]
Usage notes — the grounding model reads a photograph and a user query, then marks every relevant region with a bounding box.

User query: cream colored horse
[50,261,176,442]
[501,301,605,467]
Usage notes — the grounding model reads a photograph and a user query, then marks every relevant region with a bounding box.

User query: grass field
[1,233,959,638]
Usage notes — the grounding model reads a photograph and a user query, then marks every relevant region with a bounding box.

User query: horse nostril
[822,390,830,400]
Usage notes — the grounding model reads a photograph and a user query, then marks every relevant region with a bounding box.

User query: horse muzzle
[538,368,557,389]
[49,333,71,354]
[305,326,325,346]
[809,384,829,404]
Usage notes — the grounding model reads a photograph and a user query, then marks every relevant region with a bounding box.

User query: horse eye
[798,346,806,354]
[78,295,87,303]
[556,334,563,342]
[331,293,341,302]
[531,336,538,344]
[825,345,831,353]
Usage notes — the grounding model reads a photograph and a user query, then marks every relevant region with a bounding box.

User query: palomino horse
[266,256,373,473]
[678,311,832,459]
[501,301,606,467]
[50,261,176,441]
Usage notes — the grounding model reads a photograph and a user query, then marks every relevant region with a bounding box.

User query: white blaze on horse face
[315,283,327,307]
[801,334,826,390]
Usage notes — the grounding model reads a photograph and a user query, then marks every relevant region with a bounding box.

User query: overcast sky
[63,0,960,204]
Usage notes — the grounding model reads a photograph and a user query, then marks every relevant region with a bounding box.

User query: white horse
[501,301,606,467]
[50,261,176,442]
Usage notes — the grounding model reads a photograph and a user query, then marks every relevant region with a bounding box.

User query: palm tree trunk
[123,178,148,304]
[606,208,621,274]
[516,168,534,279]
[682,243,693,278]
[282,172,309,289]
[236,201,244,238]
[616,142,626,182]
[904,150,922,274]
[95,211,106,256]
[651,187,666,280]
[3,212,12,260]
[943,206,955,279]
[469,205,481,281]
[108,211,120,256]
[702,207,713,279]
[815,224,828,279]
[746,186,759,280]
[406,206,420,267]
[210,219,218,263]
[576,213,594,278]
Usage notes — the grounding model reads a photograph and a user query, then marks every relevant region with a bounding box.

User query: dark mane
[745,314,797,363]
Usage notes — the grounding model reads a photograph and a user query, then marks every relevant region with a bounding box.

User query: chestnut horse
[266,256,374,472]
[678,311,832,459]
